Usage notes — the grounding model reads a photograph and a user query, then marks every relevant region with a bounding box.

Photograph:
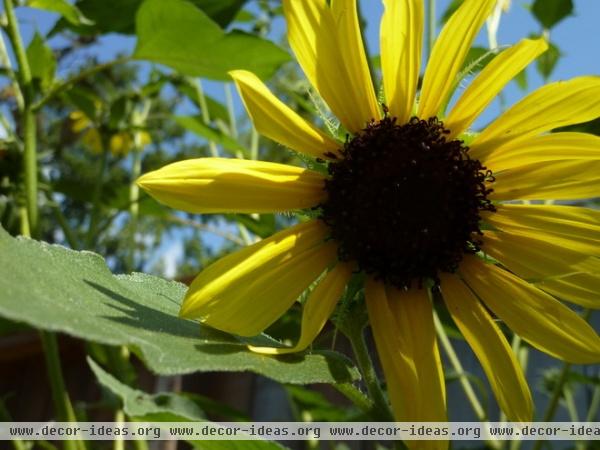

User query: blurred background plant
[0,0,598,449]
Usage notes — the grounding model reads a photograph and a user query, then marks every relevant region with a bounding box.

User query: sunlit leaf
[134,0,290,80]
[26,32,56,91]
[27,0,92,26]
[0,228,359,385]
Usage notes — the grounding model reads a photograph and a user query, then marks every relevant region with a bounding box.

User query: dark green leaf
[228,214,277,239]
[53,0,247,35]
[27,0,92,26]
[62,86,101,121]
[175,116,246,154]
[0,228,359,384]
[134,0,290,80]
[536,41,561,79]
[532,0,573,29]
[109,97,133,130]
[514,69,528,91]
[76,0,141,34]
[89,357,205,420]
[194,0,247,28]
[555,118,600,136]
[26,32,56,91]
[441,0,464,24]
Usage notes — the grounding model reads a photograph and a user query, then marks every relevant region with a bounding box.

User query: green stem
[332,382,373,415]
[45,191,79,249]
[224,83,238,140]
[250,126,259,160]
[113,410,125,450]
[194,78,219,157]
[433,311,486,420]
[133,439,149,450]
[0,25,24,110]
[5,7,79,450]
[346,325,393,421]
[86,145,110,248]
[426,0,436,60]
[39,333,79,450]
[4,0,37,235]
[532,309,592,450]
[586,384,600,422]
[0,399,27,450]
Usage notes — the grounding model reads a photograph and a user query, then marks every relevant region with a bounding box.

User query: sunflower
[137,0,600,435]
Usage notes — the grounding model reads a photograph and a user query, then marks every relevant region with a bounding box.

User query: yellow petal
[482,231,591,280]
[386,286,447,424]
[441,274,532,422]
[137,158,327,214]
[471,76,600,160]
[249,262,353,354]
[536,272,600,309]
[418,0,495,119]
[366,279,447,444]
[489,160,600,201]
[486,204,600,246]
[365,278,419,422]
[483,133,600,171]
[181,220,338,336]
[283,0,380,133]
[461,256,600,364]
[230,70,340,159]
[380,0,424,124]
[446,38,548,138]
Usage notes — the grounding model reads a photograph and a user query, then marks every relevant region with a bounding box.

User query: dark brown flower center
[318,116,495,289]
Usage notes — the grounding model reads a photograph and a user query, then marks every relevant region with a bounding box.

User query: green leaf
[89,357,205,420]
[27,0,92,26]
[0,228,359,384]
[75,0,141,34]
[441,0,464,24]
[192,0,247,27]
[26,32,56,91]
[532,0,573,29]
[134,0,290,80]
[514,69,528,91]
[175,116,246,154]
[536,41,561,80]
[460,46,498,76]
[228,214,277,239]
[91,359,288,450]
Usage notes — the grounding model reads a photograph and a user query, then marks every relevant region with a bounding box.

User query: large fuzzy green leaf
[89,358,205,421]
[134,0,290,80]
[0,228,359,384]
[90,359,288,449]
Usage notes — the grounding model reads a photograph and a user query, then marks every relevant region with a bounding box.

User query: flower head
[138,0,600,439]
